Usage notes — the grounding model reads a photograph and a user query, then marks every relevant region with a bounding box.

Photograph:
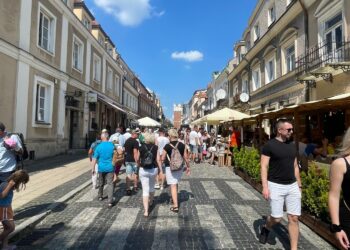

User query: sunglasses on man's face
[286,128,293,132]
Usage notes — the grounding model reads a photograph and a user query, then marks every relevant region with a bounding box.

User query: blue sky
[85,0,257,119]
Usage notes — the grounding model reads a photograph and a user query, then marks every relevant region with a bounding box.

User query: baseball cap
[126,128,131,132]
[101,129,108,133]
[135,128,141,133]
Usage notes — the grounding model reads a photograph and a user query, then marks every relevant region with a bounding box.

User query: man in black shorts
[259,118,302,250]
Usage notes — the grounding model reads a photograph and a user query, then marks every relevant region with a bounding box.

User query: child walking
[0,170,29,250]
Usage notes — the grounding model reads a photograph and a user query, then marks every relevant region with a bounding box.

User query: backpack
[167,142,184,171]
[8,133,29,169]
[112,148,124,166]
[140,144,154,168]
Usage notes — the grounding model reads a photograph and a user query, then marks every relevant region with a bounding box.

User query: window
[268,5,276,26]
[252,67,261,91]
[33,76,54,126]
[72,35,84,72]
[253,24,260,41]
[107,67,113,90]
[38,4,56,53]
[98,36,104,45]
[324,13,343,54]
[93,54,101,82]
[82,17,90,30]
[265,57,275,84]
[115,76,120,96]
[285,45,295,73]
[242,78,249,93]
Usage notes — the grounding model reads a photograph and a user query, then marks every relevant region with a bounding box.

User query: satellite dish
[215,89,226,100]
[239,93,250,103]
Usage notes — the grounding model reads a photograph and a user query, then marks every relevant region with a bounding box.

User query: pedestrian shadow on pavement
[15,222,65,247]
[14,202,67,221]
[253,216,290,249]
[154,189,193,207]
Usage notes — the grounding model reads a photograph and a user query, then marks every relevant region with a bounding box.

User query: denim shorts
[125,162,138,177]
[189,144,198,154]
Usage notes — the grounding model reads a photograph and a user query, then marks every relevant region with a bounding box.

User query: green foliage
[300,162,330,221]
[234,147,261,182]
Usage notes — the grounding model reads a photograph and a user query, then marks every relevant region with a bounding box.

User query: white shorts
[165,166,183,185]
[268,181,301,218]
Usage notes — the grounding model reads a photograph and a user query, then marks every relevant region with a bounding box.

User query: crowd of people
[89,126,191,216]
[1,118,350,249]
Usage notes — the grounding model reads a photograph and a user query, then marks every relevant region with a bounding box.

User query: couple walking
[139,128,190,217]
[91,128,190,216]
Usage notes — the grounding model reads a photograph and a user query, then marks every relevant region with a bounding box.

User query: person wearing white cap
[119,128,131,148]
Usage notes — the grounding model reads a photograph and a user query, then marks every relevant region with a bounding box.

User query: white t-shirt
[157,136,170,155]
[189,131,199,146]
[109,132,120,143]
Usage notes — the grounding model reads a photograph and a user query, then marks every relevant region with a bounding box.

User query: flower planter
[233,167,339,249]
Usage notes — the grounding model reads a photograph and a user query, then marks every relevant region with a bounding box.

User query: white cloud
[171,50,204,62]
[93,0,163,27]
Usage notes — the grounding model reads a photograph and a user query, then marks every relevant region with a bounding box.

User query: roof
[74,0,95,21]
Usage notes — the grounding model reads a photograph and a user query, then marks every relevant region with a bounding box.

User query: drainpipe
[298,0,310,101]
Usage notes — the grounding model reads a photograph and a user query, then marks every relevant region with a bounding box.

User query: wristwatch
[330,224,342,233]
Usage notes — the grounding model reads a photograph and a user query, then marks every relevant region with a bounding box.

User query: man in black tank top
[259,119,302,250]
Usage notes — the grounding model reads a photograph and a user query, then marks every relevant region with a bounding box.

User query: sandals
[170,207,179,213]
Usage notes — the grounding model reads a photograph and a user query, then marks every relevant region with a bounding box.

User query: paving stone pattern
[16,164,335,250]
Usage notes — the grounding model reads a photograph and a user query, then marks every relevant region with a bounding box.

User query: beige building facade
[0,0,162,158]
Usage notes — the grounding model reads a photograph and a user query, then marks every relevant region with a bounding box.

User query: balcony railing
[296,41,350,77]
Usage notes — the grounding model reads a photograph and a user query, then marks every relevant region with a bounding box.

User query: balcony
[296,41,350,87]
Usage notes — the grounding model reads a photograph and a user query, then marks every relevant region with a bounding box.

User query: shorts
[198,146,202,153]
[165,166,183,185]
[189,144,198,154]
[0,206,13,221]
[268,181,301,218]
[125,162,138,178]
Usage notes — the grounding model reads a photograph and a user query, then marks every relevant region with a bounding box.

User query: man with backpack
[0,122,23,182]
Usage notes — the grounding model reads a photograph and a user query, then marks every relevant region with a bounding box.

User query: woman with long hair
[329,127,350,249]
[161,129,190,213]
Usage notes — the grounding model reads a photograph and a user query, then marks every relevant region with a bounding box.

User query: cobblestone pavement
[15,163,334,250]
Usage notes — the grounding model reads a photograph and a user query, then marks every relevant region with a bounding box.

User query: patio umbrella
[202,107,250,125]
[137,117,161,127]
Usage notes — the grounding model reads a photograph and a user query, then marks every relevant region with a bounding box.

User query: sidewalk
[10,152,92,239]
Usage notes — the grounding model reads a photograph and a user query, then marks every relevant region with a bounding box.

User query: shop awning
[137,117,161,127]
[97,95,126,114]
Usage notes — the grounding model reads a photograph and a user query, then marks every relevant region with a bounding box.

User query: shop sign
[87,92,97,103]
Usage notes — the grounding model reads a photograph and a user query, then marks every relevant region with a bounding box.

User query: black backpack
[140,144,154,168]
[9,133,29,169]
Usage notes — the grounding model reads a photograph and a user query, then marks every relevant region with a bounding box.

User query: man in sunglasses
[259,119,302,250]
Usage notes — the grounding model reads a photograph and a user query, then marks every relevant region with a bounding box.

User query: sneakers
[160,185,164,190]
[259,225,270,244]
[154,183,160,189]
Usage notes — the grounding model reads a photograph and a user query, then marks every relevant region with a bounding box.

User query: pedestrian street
[16,163,334,250]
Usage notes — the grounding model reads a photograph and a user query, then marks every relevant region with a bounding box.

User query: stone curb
[10,179,91,240]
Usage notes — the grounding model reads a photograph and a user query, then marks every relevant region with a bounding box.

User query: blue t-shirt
[93,141,114,173]
[0,182,13,207]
